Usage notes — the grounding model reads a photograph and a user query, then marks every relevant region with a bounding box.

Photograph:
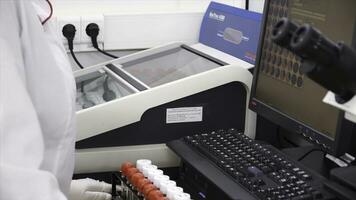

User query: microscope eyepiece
[290,25,309,49]
[271,18,298,50]
[291,24,339,66]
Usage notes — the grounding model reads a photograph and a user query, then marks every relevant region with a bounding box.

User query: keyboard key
[255,179,266,186]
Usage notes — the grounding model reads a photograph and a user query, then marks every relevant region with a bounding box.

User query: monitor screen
[251,0,356,147]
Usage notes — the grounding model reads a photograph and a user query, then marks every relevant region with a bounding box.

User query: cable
[41,0,53,25]
[62,24,84,69]
[96,47,119,59]
[86,23,119,59]
[70,49,84,69]
[297,149,326,161]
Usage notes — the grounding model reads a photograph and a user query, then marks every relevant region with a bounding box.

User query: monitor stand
[282,146,329,176]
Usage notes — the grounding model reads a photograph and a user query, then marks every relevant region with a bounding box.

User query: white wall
[54,0,265,51]
[53,0,248,16]
[249,0,265,13]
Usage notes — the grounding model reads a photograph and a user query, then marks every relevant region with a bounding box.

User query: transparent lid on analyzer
[118,46,225,88]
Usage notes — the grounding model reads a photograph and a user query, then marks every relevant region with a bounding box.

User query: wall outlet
[81,15,104,50]
[57,16,81,45]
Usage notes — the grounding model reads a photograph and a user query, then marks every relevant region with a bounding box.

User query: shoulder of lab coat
[0,0,75,199]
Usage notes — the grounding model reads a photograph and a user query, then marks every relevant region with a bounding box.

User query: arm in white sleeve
[0,1,68,199]
[0,38,67,200]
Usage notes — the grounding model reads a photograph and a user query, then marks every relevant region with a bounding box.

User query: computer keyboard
[181,128,328,200]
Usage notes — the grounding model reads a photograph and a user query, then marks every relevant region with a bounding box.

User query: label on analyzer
[166,107,203,124]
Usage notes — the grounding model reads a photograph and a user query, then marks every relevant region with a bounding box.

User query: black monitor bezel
[249,0,354,156]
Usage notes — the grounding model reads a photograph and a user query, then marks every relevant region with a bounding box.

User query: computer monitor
[249,0,356,156]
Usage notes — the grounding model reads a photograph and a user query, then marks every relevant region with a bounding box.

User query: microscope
[270,18,356,123]
[271,17,356,199]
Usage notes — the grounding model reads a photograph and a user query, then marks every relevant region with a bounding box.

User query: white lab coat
[0,0,76,199]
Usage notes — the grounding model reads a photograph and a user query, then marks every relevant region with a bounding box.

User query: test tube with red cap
[120,162,135,198]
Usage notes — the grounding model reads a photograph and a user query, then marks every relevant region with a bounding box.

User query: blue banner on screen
[199,2,262,64]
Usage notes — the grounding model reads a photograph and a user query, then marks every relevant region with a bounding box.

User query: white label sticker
[166,107,203,124]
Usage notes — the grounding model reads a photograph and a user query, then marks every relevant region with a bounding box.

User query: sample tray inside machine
[75,66,138,111]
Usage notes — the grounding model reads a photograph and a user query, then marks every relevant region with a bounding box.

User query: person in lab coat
[0,1,113,199]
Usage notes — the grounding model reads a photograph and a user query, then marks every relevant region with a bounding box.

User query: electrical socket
[81,15,104,50]
[57,16,81,45]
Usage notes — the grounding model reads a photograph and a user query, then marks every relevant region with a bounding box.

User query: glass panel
[120,47,222,87]
[75,69,134,111]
